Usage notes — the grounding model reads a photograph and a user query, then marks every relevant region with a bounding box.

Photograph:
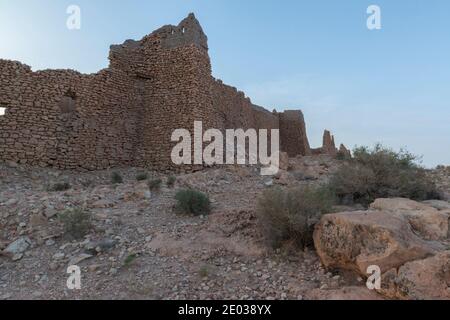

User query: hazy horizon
[1,0,449,167]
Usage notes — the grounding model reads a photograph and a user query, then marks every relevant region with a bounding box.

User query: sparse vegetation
[198,265,209,278]
[167,175,176,188]
[58,207,92,240]
[174,189,211,216]
[148,178,162,191]
[328,144,439,207]
[124,254,137,267]
[136,172,148,181]
[47,182,71,192]
[336,150,351,161]
[111,171,123,184]
[256,186,335,249]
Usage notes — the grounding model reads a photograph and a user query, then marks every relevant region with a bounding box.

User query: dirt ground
[3,156,440,300]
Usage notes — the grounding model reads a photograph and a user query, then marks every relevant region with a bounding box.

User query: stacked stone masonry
[0,13,345,171]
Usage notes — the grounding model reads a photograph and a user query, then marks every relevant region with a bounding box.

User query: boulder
[314,198,450,300]
[313,210,442,275]
[370,198,449,240]
[422,200,450,211]
[380,251,450,300]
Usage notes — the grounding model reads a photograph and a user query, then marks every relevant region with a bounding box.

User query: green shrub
[167,175,176,188]
[58,207,92,240]
[48,182,71,192]
[328,144,439,207]
[336,150,351,161]
[198,265,209,278]
[174,189,211,216]
[148,178,162,191]
[124,254,137,267]
[256,186,334,249]
[111,171,123,184]
[136,172,148,181]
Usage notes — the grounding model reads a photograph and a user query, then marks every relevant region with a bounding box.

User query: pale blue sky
[1,0,449,167]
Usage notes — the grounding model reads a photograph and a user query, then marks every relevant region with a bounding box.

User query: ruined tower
[0,13,339,171]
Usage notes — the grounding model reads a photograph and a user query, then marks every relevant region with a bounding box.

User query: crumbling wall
[0,13,335,171]
[0,59,142,169]
[279,110,311,157]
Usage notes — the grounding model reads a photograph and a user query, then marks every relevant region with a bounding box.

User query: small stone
[109,268,118,275]
[12,253,23,261]
[5,237,31,255]
[5,198,18,206]
[88,264,101,272]
[69,253,93,266]
[53,252,65,260]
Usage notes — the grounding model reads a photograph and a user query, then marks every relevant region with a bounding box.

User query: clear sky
[1,0,449,167]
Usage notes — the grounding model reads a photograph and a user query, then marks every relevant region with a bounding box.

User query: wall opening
[59,90,77,113]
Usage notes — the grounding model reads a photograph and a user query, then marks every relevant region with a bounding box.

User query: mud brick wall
[279,111,311,157]
[0,60,141,170]
[0,13,319,171]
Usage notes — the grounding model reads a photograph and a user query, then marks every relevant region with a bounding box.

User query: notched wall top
[0,13,346,170]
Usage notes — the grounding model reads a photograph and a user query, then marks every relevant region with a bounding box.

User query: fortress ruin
[0,13,347,171]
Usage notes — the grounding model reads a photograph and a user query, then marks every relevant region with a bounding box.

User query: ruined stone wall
[0,13,328,171]
[0,60,141,169]
[211,80,279,131]
[279,111,311,157]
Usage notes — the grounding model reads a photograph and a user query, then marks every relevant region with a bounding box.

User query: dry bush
[328,144,439,207]
[256,186,334,249]
[167,175,176,188]
[174,189,211,216]
[58,207,92,240]
[47,182,71,192]
[111,171,123,184]
[136,172,148,181]
[148,178,162,191]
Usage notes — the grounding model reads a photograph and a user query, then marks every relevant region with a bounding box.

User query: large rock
[313,210,442,275]
[314,198,450,300]
[370,198,449,240]
[380,251,450,300]
[422,200,450,211]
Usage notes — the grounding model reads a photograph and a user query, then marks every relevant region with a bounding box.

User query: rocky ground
[0,158,448,300]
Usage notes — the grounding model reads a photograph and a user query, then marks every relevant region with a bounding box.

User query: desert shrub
[328,144,439,207]
[124,254,137,267]
[136,172,148,181]
[167,175,176,188]
[111,171,123,184]
[47,182,71,192]
[198,265,209,278]
[256,186,335,249]
[148,178,162,191]
[336,150,351,161]
[174,189,211,216]
[58,207,92,240]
